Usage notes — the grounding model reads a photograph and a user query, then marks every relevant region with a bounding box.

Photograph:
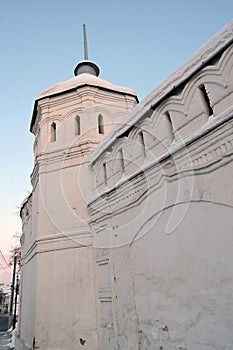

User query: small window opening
[103,162,107,186]
[51,122,56,142]
[119,149,125,175]
[138,131,146,158]
[199,84,214,116]
[98,114,104,134]
[75,115,81,135]
[165,111,175,142]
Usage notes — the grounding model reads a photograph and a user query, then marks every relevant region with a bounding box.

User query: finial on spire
[83,24,88,60]
[74,24,100,77]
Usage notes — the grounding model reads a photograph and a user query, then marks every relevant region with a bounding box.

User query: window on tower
[98,114,104,134]
[75,115,81,135]
[51,122,56,142]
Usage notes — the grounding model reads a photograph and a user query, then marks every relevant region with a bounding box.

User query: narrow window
[138,131,146,158]
[119,149,125,175]
[51,122,56,142]
[103,162,107,186]
[165,111,175,143]
[199,84,214,116]
[98,114,104,134]
[75,115,81,135]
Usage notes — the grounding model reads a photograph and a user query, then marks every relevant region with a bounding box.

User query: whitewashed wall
[88,21,233,350]
[17,74,138,350]
[18,20,233,350]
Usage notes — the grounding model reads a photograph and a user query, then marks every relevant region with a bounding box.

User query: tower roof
[35,73,137,100]
[30,24,138,133]
[30,73,138,133]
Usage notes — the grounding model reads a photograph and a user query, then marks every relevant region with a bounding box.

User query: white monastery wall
[35,247,97,349]
[88,20,233,350]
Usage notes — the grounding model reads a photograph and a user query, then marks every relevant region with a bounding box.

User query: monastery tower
[17,25,138,350]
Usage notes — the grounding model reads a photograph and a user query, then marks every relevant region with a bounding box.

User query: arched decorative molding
[136,119,156,138]
[226,60,233,88]
[40,114,63,128]
[111,137,133,160]
[210,43,233,87]
[88,105,113,117]
[149,65,227,123]
[127,125,143,141]
[64,107,85,120]
[126,126,147,159]
[93,151,112,190]
[136,119,165,143]
[183,68,227,112]
[145,64,228,142]
[64,106,114,122]
[218,44,233,87]
[93,151,112,173]
[137,118,171,160]
[137,120,159,146]
[109,139,131,177]
[152,99,187,128]
[156,97,187,116]
[150,101,187,144]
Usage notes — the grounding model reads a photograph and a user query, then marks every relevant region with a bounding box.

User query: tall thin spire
[74,24,100,77]
[83,24,88,60]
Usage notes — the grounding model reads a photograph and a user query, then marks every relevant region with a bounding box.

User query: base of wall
[15,336,31,350]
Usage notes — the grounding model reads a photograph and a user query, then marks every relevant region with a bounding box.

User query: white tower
[17,26,138,350]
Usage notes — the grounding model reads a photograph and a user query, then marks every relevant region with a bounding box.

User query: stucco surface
[17,20,233,350]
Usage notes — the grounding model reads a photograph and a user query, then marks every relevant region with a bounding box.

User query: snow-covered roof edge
[30,74,138,133]
[90,19,233,165]
[36,73,137,101]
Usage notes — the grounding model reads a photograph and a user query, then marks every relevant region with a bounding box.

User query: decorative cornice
[88,110,233,221]
[22,229,93,265]
[30,76,138,133]
[30,140,99,184]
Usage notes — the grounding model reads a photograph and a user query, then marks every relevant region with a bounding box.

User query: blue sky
[0,0,232,265]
